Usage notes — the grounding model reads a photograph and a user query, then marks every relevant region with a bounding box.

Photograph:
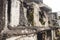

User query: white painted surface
[10,0,20,27]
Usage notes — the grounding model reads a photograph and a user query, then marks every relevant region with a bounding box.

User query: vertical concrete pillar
[45,31,47,40]
[33,3,42,27]
[23,7,27,22]
[44,11,48,27]
[51,30,56,40]
[10,0,20,27]
[3,0,8,31]
[19,1,27,26]
[23,7,28,26]
[51,30,54,40]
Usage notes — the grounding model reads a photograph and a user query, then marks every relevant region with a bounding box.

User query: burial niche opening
[37,32,43,40]
[39,10,46,25]
[27,6,34,26]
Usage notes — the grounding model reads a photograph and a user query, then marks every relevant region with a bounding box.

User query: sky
[43,0,60,12]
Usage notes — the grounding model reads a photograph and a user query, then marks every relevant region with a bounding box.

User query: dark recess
[7,0,11,23]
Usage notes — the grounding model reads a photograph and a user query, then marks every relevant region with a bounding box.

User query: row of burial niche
[39,8,46,25]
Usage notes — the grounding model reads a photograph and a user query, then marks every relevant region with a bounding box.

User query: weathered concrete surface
[6,34,37,40]
[10,0,20,27]
[33,3,42,27]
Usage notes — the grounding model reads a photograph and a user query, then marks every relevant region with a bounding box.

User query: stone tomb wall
[6,34,37,40]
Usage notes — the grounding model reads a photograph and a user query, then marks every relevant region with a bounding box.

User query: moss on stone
[27,8,34,26]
